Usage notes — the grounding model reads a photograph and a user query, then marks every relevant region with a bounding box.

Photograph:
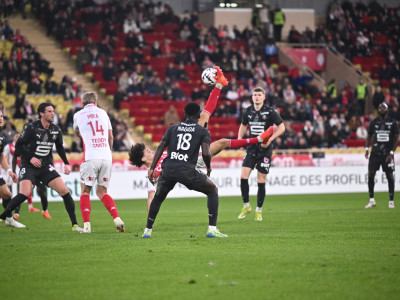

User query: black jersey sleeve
[367,120,375,136]
[16,123,34,161]
[0,133,5,154]
[270,108,283,125]
[55,129,69,165]
[161,125,173,144]
[241,108,249,125]
[201,127,211,145]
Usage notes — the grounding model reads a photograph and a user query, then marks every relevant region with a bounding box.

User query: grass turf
[1,192,399,300]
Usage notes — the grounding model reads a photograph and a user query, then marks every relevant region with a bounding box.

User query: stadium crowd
[2,0,400,151]
[0,3,133,152]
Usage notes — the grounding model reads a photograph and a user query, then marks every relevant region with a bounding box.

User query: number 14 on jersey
[88,120,104,136]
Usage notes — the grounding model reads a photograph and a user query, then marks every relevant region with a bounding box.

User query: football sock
[241,179,249,204]
[38,187,48,211]
[208,225,216,231]
[146,194,163,229]
[203,87,221,115]
[101,194,119,219]
[80,194,91,222]
[207,193,219,226]
[15,203,21,214]
[2,197,12,218]
[368,176,375,199]
[0,193,28,219]
[244,202,250,208]
[257,183,266,208]
[256,207,262,212]
[27,193,33,208]
[388,176,394,201]
[229,137,259,149]
[62,193,78,226]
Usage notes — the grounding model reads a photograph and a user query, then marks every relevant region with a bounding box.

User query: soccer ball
[201,68,217,86]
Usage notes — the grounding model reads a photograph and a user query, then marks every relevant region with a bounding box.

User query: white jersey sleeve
[73,104,113,161]
[146,175,156,193]
[3,144,11,164]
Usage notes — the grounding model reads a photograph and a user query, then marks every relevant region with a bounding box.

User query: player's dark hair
[253,87,266,95]
[184,102,200,118]
[129,143,146,167]
[37,102,55,117]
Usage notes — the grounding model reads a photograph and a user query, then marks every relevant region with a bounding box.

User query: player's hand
[386,154,393,163]
[9,171,18,183]
[365,150,369,159]
[30,157,42,168]
[64,164,71,175]
[206,167,212,177]
[148,169,157,185]
[261,140,272,148]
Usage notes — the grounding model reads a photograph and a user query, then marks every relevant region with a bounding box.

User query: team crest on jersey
[52,135,57,140]
[262,115,266,120]
[264,157,269,164]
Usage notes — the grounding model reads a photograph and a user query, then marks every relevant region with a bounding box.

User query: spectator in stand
[150,40,162,57]
[130,47,144,65]
[372,85,385,110]
[389,105,400,121]
[127,78,143,95]
[171,82,186,101]
[113,87,129,110]
[3,19,13,39]
[356,121,368,139]
[102,59,117,82]
[118,71,130,90]
[75,46,89,74]
[165,62,177,81]
[163,105,180,126]
[98,35,114,57]
[355,79,368,116]
[44,77,59,94]
[272,4,285,42]
[288,25,301,43]
[64,82,77,101]
[377,64,392,81]
[158,4,176,25]
[283,84,296,105]
[89,48,101,66]
[75,22,88,40]
[23,98,35,121]
[118,56,133,74]
[180,24,192,41]
[123,14,140,34]
[328,126,345,148]
[176,63,189,81]
[27,72,42,94]
[139,15,153,33]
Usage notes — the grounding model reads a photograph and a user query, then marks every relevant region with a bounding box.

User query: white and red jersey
[146,152,167,192]
[73,104,112,161]
[3,142,21,168]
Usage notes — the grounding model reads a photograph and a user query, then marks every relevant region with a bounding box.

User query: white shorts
[80,160,112,188]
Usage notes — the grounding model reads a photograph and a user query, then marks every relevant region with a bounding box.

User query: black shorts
[0,178,5,186]
[368,153,395,173]
[19,164,61,186]
[242,151,272,175]
[158,167,208,191]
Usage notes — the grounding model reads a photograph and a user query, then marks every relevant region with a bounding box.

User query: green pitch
[1,193,399,300]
